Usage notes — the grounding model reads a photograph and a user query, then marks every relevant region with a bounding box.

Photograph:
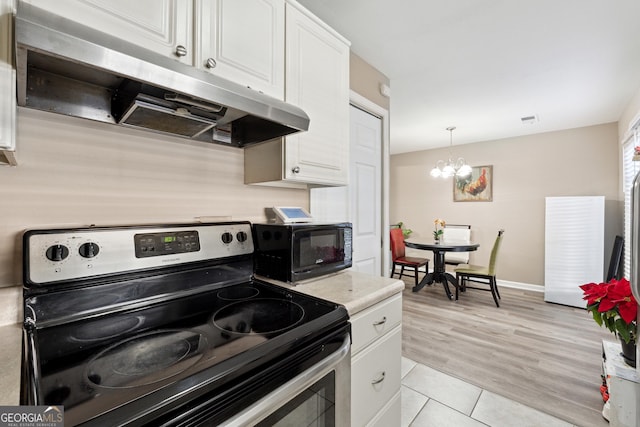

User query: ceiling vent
[521,115,539,125]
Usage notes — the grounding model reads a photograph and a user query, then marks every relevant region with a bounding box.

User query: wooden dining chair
[454,229,504,307]
[390,228,429,287]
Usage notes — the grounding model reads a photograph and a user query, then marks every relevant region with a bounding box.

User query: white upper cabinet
[244,1,350,187]
[283,2,349,185]
[197,0,285,100]
[20,0,349,185]
[21,0,194,64]
[0,0,16,164]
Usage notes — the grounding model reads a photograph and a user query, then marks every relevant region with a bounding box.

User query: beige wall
[390,123,621,286]
[349,52,390,110]
[619,86,640,141]
[0,108,309,288]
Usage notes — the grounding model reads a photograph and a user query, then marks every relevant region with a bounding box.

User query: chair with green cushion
[454,229,504,307]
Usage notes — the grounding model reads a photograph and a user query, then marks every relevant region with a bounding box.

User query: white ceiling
[295,0,640,154]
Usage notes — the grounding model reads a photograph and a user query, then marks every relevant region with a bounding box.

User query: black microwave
[253,222,352,283]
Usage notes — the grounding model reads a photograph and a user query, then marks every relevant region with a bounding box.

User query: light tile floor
[401,357,579,427]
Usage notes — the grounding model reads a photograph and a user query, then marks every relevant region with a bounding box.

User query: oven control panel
[24,222,254,285]
[134,230,201,258]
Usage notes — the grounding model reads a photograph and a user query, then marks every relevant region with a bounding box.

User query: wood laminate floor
[400,278,613,427]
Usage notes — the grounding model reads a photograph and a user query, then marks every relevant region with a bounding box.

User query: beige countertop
[0,323,22,405]
[0,270,402,407]
[257,269,404,316]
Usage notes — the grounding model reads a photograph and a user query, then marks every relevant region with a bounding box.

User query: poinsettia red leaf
[607,287,627,301]
[579,283,597,292]
[617,298,638,324]
[609,279,630,295]
[581,283,609,299]
[597,297,616,312]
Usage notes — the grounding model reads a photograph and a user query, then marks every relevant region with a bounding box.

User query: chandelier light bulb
[429,126,472,179]
[457,163,472,178]
[442,163,455,177]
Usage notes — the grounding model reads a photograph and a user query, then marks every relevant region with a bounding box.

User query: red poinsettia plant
[580,278,637,344]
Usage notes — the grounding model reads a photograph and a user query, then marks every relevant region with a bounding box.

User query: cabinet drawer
[350,293,402,355]
[351,326,401,427]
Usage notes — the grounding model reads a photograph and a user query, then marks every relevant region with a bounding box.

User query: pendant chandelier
[430,126,472,179]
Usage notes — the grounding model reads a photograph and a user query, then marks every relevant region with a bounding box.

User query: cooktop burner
[86,330,206,388]
[71,316,144,342]
[217,285,260,300]
[213,299,305,335]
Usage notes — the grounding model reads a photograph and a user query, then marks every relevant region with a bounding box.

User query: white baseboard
[497,280,543,292]
[396,265,543,293]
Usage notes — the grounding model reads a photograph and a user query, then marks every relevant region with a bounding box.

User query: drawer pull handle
[371,372,386,385]
[373,317,387,326]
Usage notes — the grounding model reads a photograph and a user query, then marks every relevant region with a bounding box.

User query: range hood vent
[14,3,309,147]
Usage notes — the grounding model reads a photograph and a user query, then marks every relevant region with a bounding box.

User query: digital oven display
[134,231,200,258]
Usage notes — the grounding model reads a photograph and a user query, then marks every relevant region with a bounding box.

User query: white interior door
[309,103,383,276]
[349,105,382,275]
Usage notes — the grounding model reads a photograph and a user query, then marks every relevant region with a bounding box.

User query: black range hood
[14,3,309,147]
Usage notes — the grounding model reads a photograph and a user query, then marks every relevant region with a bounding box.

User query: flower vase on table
[433,218,445,243]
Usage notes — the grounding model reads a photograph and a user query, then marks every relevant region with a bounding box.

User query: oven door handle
[220,332,351,427]
[23,323,42,404]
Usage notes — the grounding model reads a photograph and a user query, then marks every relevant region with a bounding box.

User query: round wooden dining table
[404,240,480,299]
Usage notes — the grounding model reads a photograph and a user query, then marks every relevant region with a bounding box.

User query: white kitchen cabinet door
[197,0,285,100]
[283,3,349,185]
[22,0,194,64]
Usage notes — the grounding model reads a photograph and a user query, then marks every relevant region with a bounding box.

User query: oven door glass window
[294,230,345,271]
[256,371,336,426]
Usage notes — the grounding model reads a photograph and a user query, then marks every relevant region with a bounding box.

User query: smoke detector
[521,114,538,124]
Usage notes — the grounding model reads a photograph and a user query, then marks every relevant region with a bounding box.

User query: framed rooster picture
[453,165,493,202]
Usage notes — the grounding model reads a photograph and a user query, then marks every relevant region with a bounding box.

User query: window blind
[623,124,639,279]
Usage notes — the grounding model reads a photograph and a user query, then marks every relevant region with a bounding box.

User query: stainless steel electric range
[21,222,350,426]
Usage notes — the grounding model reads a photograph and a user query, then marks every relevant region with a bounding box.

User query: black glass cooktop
[30,274,347,426]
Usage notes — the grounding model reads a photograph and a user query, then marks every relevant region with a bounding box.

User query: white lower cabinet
[350,293,402,426]
[367,391,401,427]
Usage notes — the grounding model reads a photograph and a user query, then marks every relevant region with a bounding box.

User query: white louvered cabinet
[350,293,402,426]
[544,196,605,307]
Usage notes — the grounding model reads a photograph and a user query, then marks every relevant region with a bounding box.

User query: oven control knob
[236,231,248,242]
[46,244,69,262]
[221,232,233,244]
[79,242,100,258]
